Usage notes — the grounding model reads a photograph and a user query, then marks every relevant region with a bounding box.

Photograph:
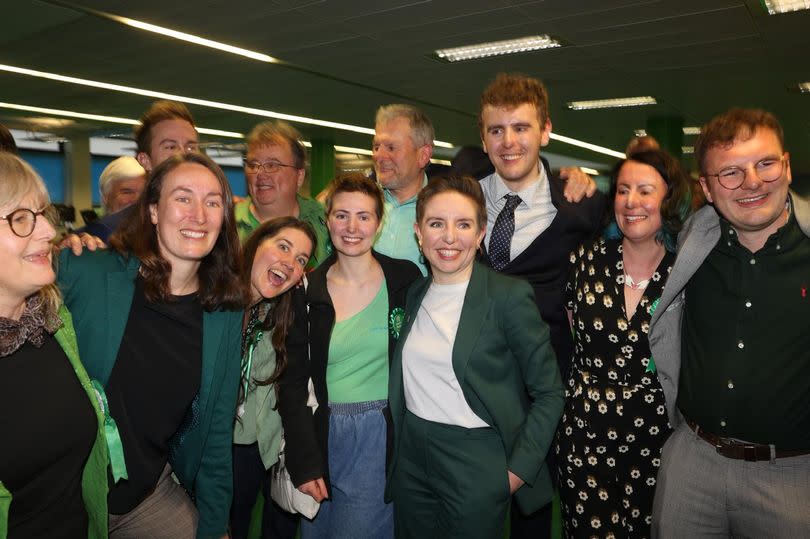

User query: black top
[0,335,96,538]
[679,206,810,449]
[106,276,203,513]
[479,165,606,380]
[278,251,421,491]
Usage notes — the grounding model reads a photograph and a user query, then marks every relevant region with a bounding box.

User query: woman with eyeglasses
[0,153,108,539]
[555,150,692,538]
[58,152,244,539]
[230,217,316,539]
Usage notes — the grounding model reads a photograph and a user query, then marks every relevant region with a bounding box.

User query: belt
[685,419,810,461]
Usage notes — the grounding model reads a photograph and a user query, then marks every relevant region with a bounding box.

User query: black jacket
[479,164,605,380]
[277,250,421,489]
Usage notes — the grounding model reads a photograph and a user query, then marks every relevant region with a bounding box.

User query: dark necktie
[488,194,521,271]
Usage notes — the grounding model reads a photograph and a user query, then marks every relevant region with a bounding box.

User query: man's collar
[383,173,428,206]
[491,163,547,205]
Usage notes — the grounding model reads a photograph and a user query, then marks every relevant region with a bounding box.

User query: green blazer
[58,249,243,539]
[1,306,108,539]
[386,262,565,514]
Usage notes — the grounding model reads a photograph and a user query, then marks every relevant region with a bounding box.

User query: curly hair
[479,73,550,132]
[694,108,784,175]
[604,149,693,252]
[110,152,244,310]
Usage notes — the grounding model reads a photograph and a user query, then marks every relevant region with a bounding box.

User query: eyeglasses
[0,206,55,238]
[243,159,298,175]
[705,154,787,190]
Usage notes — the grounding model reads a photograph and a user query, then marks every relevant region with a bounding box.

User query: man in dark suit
[477,72,606,539]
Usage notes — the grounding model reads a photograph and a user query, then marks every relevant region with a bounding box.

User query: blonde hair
[0,153,60,316]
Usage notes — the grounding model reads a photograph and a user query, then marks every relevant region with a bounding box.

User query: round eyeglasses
[705,155,787,190]
[0,207,54,238]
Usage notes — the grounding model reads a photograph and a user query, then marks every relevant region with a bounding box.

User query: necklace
[623,274,650,290]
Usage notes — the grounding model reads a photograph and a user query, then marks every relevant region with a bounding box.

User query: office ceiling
[1,0,809,173]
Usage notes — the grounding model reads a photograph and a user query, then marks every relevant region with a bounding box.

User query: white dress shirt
[481,165,557,262]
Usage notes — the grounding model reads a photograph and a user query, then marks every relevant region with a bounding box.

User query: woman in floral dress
[556,150,693,538]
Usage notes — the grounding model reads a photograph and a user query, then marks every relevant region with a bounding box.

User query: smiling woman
[278,172,421,539]
[0,153,109,539]
[57,152,245,539]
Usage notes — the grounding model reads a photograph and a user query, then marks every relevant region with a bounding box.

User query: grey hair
[375,104,435,148]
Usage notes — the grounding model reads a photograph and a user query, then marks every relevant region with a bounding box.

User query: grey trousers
[652,422,810,538]
[108,464,198,539]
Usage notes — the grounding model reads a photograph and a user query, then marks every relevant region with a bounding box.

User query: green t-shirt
[327,281,389,403]
[234,195,332,269]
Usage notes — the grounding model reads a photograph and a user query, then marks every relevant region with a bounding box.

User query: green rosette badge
[389,307,406,340]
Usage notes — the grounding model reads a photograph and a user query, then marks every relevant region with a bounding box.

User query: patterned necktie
[488,193,522,271]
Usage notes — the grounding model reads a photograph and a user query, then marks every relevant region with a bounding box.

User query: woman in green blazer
[386,175,565,538]
[0,153,108,539]
[58,153,244,539]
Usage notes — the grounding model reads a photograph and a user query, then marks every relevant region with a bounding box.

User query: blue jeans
[301,400,393,539]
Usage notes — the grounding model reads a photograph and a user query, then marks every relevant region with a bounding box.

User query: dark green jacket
[58,250,242,539]
[386,262,565,514]
[0,306,108,539]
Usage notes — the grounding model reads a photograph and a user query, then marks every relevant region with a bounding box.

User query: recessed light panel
[763,0,810,14]
[434,35,562,62]
[567,97,657,110]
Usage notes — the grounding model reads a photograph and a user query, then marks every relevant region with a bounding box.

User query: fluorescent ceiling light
[0,63,454,148]
[763,0,810,14]
[579,167,599,175]
[0,101,244,138]
[435,35,561,62]
[682,126,701,135]
[796,82,810,93]
[567,96,657,110]
[634,129,648,137]
[682,146,695,154]
[112,16,279,63]
[549,132,626,159]
[334,145,372,156]
[430,159,452,166]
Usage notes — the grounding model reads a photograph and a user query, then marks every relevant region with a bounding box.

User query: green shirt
[375,176,428,276]
[233,304,283,469]
[234,195,332,269]
[327,281,390,403]
[679,203,810,449]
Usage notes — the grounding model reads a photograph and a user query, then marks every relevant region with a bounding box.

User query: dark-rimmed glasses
[0,207,54,237]
[704,154,787,190]
[243,159,298,175]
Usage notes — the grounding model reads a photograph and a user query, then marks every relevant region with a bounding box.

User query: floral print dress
[555,238,673,539]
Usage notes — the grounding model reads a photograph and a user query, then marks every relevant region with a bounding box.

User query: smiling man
[476,73,606,539]
[649,108,810,537]
[234,120,329,268]
[372,104,434,275]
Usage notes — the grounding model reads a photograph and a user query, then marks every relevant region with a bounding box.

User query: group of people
[1,69,807,539]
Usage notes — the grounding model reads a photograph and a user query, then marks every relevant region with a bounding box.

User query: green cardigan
[0,306,109,539]
[58,249,243,539]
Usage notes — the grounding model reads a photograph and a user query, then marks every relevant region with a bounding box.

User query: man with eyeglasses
[235,120,330,268]
[649,108,810,537]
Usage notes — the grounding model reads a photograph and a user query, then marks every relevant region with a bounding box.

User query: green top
[233,303,283,470]
[0,306,109,539]
[375,176,428,276]
[679,205,810,449]
[234,194,332,269]
[327,281,390,403]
